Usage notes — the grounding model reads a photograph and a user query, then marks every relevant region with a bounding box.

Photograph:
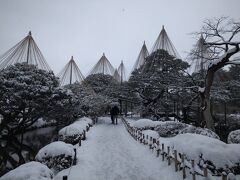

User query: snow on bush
[58,123,85,144]
[142,130,159,139]
[154,121,189,137]
[35,141,75,172]
[77,116,93,126]
[0,161,53,180]
[160,133,240,174]
[76,117,92,129]
[228,130,240,144]
[179,126,220,139]
[131,119,163,130]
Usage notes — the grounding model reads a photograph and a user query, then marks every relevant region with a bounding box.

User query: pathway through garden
[56,117,182,180]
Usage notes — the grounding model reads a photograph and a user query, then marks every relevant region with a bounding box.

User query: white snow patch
[160,133,240,169]
[0,161,53,180]
[142,130,160,139]
[59,123,85,137]
[228,129,240,144]
[76,117,93,125]
[35,141,74,161]
[131,119,163,129]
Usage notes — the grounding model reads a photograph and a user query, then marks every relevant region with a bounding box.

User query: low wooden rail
[121,117,236,180]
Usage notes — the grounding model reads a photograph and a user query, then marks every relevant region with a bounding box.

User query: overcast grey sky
[0,0,239,76]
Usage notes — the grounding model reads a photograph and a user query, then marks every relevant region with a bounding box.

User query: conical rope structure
[117,60,127,83]
[57,56,85,86]
[131,41,149,72]
[151,26,181,59]
[190,35,213,75]
[88,53,115,76]
[0,31,51,71]
[113,68,121,82]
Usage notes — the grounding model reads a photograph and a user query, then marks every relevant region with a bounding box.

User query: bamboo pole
[174,150,178,171]
[181,154,186,179]
[191,160,196,180]
[167,146,171,165]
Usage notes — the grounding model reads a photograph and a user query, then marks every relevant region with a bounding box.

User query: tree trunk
[203,98,215,131]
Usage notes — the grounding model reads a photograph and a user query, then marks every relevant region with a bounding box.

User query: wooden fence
[121,117,236,180]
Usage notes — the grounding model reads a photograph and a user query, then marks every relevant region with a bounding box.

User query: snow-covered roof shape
[57,56,85,86]
[151,26,181,59]
[0,31,51,71]
[132,41,149,72]
[190,35,212,74]
[88,53,115,76]
[117,60,127,83]
[113,68,121,82]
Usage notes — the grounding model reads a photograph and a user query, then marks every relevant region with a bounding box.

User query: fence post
[203,165,208,177]
[191,160,196,180]
[162,144,165,161]
[156,141,160,157]
[174,150,178,172]
[63,175,68,180]
[83,130,86,140]
[73,148,77,165]
[167,146,171,165]
[181,154,186,179]
[79,136,81,146]
[149,137,153,150]
[146,135,149,145]
[222,172,227,180]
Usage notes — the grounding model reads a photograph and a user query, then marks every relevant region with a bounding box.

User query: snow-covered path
[56,117,181,180]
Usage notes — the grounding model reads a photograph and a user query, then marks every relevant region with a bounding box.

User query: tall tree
[192,17,240,130]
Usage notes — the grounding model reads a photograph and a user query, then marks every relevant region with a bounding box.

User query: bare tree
[195,17,240,130]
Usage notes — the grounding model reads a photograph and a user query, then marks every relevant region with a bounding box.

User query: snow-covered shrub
[77,117,93,126]
[0,161,53,180]
[142,130,159,139]
[131,119,162,130]
[180,126,220,139]
[154,121,189,137]
[228,130,240,144]
[58,123,85,145]
[35,141,75,173]
[160,133,240,175]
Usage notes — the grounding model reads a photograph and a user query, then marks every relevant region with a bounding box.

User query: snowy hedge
[131,119,162,130]
[142,130,159,139]
[179,126,220,139]
[35,141,75,172]
[228,130,240,144]
[77,117,93,126]
[58,123,85,144]
[154,121,189,137]
[0,161,53,180]
[160,133,240,174]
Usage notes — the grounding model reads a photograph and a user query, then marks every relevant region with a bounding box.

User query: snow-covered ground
[55,117,182,180]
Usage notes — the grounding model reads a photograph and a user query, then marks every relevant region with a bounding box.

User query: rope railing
[121,117,236,180]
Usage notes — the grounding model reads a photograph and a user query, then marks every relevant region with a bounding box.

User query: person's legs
[115,115,118,125]
[111,114,114,124]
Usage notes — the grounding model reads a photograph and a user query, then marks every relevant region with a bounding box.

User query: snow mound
[74,120,89,129]
[35,141,75,172]
[0,161,53,180]
[132,119,162,129]
[154,121,189,137]
[160,133,240,171]
[180,126,220,139]
[59,123,85,137]
[228,130,240,144]
[142,130,159,139]
[35,141,74,161]
[77,116,93,125]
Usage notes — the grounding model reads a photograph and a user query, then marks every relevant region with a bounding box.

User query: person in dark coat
[110,105,120,125]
